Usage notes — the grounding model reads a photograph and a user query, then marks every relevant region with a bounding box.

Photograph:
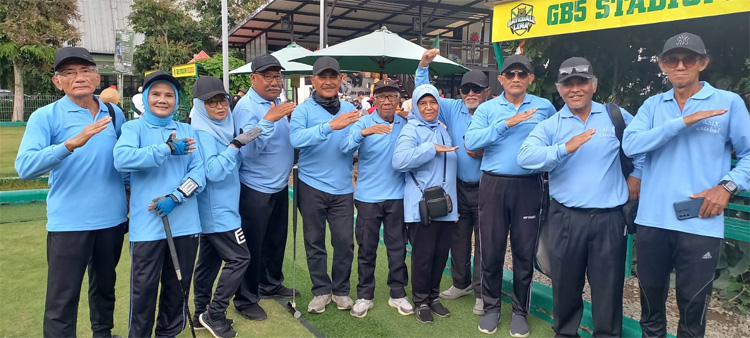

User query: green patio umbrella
[290,27,469,76]
[229,43,314,75]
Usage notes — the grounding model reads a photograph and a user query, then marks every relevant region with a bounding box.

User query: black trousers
[409,220,453,306]
[194,229,250,319]
[354,199,408,300]
[450,180,481,296]
[44,223,125,338]
[297,179,354,296]
[234,185,289,309]
[128,236,199,338]
[636,225,720,338]
[479,173,542,315]
[548,200,627,338]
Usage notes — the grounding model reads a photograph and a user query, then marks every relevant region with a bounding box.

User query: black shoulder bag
[410,132,453,226]
[607,103,638,235]
[104,102,130,233]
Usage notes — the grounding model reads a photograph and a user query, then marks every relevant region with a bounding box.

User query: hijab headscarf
[409,84,441,129]
[141,81,179,127]
[190,98,234,146]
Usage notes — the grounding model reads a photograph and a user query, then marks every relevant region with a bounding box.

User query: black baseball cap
[500,54,532,74]
[54,47,96,71]
[251,53,285,73]
[460,70,489,88]
[661,32,707,56]
[143,71,182,91]
[557,57,594,83]
[193,76,228,101]
[312,57,340,75]
[373,77,400,94]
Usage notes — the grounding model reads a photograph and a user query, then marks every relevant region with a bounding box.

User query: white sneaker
[439,285,473,300]
[332,294,354,310]
[473,297,484,315]
[350,299,374,318]
[388,297,415,315]
[307,294,331,314]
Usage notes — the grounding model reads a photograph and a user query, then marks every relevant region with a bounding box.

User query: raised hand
[166,131,196,155]
[564,129,596,154]
[360,124,391,137]
[329,110,360,130]
[419,49,440,68]
[231,127,263,148]
[65,116,112,151]
[506,108,538,128]
[683,109,727,127]
[264,101,296,122]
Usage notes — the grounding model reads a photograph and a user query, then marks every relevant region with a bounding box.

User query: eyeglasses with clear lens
[502,70,530,80]
[460,84,486,95]
[558,65,590,76]
[660,55,701,69]
[206,96,230,108]
[259,73,283,82]
[376,94,398,101]
[58,67,97,78]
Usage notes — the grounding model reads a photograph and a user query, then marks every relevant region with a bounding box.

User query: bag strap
[409,129,448,193]
[104,102,119,138]
[606,103,633,177]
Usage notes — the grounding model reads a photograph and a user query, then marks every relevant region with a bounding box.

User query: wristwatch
[719,180,739,195]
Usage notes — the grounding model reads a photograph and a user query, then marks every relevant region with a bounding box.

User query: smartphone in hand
[673,197,705,220]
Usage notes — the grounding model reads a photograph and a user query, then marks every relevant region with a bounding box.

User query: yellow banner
[492,0,749,42]
[171,64,197,78]
[144,70,158,77]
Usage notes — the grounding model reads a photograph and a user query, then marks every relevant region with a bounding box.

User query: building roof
[228,0,494,50]
[73,0,144,54]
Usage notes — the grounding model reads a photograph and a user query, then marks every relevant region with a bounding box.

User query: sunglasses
[559,65,590,77]
[660,55,702,69]
[460,84,487,95]
[502,70,530,80]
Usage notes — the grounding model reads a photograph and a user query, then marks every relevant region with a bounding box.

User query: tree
[186,0,264,40]
[0,0,80,121]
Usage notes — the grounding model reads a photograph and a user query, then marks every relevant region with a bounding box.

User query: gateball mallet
[286,165,302,319]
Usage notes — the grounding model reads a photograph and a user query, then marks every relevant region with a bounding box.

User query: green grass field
[0,203,555,337]
[0,126,24,177]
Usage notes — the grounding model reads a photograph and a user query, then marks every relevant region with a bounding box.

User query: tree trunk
[12,58,24,122]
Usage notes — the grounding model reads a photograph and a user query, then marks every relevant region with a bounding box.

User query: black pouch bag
[411,132,452,226]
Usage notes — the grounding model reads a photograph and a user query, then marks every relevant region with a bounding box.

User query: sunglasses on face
[502,70,530,80]
[660,55,702,69]
[559,65,590,77]
[460,84,487,95]
[206,95,230,108]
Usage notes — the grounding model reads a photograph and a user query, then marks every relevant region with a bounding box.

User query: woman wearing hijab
[113,71,205,338]
[189,76,261,338]
[392,84,459,324]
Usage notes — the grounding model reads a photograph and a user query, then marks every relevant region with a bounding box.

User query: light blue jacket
[233,88,294,193]
[415,66,481,182]
[518,102,643,209]
[15,95,128,231]
[290,97,357,195]
[194,130,241,234]
[340,111,406,202]
[392,85,458,223]
[623,82,750,238]
[113,119,205,241]
[465,93,556,175]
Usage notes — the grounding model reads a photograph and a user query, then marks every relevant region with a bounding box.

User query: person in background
[132,86,144,119]
[392,84,458,324]
[230,87,247,111]
[16,46,128,338]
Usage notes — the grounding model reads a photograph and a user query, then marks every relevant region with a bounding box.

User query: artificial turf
[0,202,555,338]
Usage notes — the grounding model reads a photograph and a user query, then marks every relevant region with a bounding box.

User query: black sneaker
[260,285,301,299]
[194,313,234,330]
[429,299,450,317]
[416,304,433,324]
[478,312,500,334]
[234,303,267,321]
[199,312,238,338]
